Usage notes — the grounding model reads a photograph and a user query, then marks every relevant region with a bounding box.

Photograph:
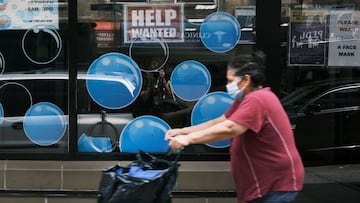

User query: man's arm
[167,118,248,150]
[165,115,227,139]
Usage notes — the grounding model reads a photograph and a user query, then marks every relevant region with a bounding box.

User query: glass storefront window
[0,0,358,163]
[76,0,256,156]
[0,0,69,154]
[280,0,360,164]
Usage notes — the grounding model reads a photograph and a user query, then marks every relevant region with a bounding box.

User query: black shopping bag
[98,150,180,203]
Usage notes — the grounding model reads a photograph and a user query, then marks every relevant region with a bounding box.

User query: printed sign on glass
[124,4,184,43]
[328,10,360,67]
[95,21,119,48]
[0,0,59,30]
[288,9,326,66]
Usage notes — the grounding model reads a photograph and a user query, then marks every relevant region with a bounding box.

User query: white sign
[328,10,360,66]
[0,0,59,30]
[124,4,184,43]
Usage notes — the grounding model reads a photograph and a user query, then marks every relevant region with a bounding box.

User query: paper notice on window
[328,10,360,67]
[288,9,326,66]
[0,0,59,30]
[124,4,184,43]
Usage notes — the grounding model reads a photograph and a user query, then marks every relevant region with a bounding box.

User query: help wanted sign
[124,4,184,43]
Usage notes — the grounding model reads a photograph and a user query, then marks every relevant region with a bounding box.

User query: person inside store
[165,53,305,203]
[153,68,173,102]
[131,72,154,117]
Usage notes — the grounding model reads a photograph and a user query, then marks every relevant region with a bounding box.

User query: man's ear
[243,74,251,84]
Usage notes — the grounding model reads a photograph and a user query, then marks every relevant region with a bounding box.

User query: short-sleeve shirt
[224,87,304,202]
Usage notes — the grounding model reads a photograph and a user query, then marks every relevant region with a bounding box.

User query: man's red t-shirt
[224,87,304,202]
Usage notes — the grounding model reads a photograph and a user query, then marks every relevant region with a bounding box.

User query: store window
[76,0,256,157]
[0,0,69,154]
[281,0,360,164]
[0,0,358,163]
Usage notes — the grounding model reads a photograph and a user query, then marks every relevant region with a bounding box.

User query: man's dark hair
[227,51,266,87]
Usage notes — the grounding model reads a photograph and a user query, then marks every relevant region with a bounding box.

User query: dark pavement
[296,164,360,202]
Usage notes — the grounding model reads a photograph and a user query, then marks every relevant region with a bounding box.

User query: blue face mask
[226,80,245,101]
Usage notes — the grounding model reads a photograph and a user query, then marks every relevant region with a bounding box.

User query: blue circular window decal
[23,102,67,146]
[0,103,3,125]
[120,115,171,153]
[200,12,241,53]
[86,53,142,109]
[191,91,234,148]
[170,60,211,101]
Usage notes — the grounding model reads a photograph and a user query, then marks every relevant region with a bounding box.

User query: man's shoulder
[246,87,273,99]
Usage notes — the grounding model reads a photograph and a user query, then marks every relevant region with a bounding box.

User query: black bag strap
[134,150,181,170]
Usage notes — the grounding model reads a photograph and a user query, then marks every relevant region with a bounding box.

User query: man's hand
[165,128,186,140]
[167,135,190,150]
[165,128,190,150]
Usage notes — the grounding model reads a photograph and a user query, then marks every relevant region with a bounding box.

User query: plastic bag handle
[135,150,181,169]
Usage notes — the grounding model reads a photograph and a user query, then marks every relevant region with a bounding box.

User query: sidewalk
[297,164,360,202]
